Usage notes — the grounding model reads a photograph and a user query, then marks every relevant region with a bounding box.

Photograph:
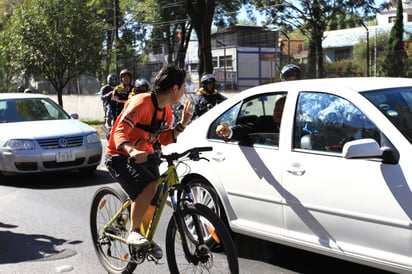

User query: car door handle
[286,163,306,176]
[211,152,225,162]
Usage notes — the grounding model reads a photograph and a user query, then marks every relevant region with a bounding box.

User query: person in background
[105,64,192,259]
[128,78,150,98]
[111,69,134,123]
[280,64,302,82]
[193,73,227,119]
[17,85,24,93]
[100,73,118,128]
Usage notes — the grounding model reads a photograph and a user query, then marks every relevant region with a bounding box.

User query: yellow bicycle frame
[102,162,181,244]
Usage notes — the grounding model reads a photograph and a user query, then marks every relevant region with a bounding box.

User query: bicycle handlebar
[161,146,213,164]
[128,146,213,165]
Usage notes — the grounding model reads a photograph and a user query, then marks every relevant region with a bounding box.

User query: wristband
[175,122,185,132]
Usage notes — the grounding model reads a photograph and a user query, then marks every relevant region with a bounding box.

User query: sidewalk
[49,91,238,121]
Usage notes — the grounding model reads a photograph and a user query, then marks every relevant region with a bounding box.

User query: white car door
[209,92,287,237]
[281,91,412,267]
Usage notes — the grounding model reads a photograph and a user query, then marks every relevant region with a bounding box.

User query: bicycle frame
[92,146,239,273]
[102,158,182,244]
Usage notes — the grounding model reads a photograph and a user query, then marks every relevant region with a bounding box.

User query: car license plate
[56,151,75,162]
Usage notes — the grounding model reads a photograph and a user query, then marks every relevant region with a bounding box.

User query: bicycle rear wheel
[165,203,239,274]
[90,186,137,274]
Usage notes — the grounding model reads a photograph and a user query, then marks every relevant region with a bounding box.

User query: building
[146,25,306,91]
[323,0,412,67]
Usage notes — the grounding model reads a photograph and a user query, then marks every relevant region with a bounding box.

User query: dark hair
[153,64,186,94]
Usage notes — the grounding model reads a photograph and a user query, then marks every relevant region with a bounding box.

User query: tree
[382,0,408,77]
[252,0,378,78]
[185,0,244,77]
[0,0,105,106]
[131,0,245,79]
[354,32,390,77]
[90,0,120,79]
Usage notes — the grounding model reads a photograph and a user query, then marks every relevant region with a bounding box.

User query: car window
[0,98,70,123]
[208,92,287,147]
[41,98,70,119]
[294,92,381,153]
[208,102,241,139]
[363,87,412,143]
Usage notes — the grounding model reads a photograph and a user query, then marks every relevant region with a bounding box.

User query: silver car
[0,93,102,176]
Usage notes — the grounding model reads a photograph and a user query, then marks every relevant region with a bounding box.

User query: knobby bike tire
[165,203,239,274]
[90,186,137,274]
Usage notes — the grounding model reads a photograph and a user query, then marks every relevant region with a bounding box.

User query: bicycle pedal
[147,255,163,264]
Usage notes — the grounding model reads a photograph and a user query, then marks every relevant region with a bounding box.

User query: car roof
[241,77,412,97]
[0,92,49,100]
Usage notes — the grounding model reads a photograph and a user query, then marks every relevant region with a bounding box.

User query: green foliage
[381,0,407,77]
[353,32,389,76]
[251,0,379,78]
[0,0,105,105]
[324,59,365,77]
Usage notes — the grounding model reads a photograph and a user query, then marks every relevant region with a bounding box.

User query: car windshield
[363,87,412,143]
[0,98,71,123]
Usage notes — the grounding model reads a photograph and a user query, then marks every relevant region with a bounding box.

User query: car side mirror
[70,113,79,119]
[342,138,398,164]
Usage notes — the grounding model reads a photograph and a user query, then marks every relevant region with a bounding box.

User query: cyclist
[280,64,302,81]
[100,73,118,128]
[111,69,134,123]
[193,73,227,119]
[128,78,150,98]
[105,64,192,259]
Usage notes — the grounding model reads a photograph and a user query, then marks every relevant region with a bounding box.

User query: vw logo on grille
[58,138,68,148]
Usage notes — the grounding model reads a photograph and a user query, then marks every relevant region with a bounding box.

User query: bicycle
[90,146,239,274]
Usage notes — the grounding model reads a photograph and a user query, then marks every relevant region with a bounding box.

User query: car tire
[79,165,98,174]
[184,178,231,227]
[184,177,237,247]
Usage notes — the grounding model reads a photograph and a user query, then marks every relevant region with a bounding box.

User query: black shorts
[105,154,159,201]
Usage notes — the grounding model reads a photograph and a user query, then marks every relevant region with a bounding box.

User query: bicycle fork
[169,185,211,265]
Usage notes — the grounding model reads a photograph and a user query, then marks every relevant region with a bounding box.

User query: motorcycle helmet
[17,85,24,93]
[119,69,132,79]
[280,64,302,81]
[200,74,216,86]
[135,78,150,91]
[107,74,118,86]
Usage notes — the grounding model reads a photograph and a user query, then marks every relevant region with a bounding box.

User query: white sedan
[166,77,412,273]
[0,93,102,176]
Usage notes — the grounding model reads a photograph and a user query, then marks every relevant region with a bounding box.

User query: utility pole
[281,31,291,64]
[360,21,370,77]
[113,0,119,75]
[216,40,226,90]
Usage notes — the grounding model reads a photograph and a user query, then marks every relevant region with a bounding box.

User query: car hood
[0,119,96,140]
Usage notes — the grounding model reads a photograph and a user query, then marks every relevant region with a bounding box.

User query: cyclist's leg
[106,154,158,246]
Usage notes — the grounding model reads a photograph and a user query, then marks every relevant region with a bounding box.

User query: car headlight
[86,133,101,144]
[5,139,36,150]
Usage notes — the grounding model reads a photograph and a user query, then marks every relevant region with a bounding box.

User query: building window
[388,16,396,23]
[153,46,162,55]
[219,55,233,68]
[212,56,218,68]
[335,49,350,61]
[408,14,412,22]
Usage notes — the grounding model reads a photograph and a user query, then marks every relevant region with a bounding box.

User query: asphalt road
[0,138,394,274]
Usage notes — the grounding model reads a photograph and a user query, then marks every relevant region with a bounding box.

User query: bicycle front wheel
[90,186,137,274]
[166,203,239,274]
